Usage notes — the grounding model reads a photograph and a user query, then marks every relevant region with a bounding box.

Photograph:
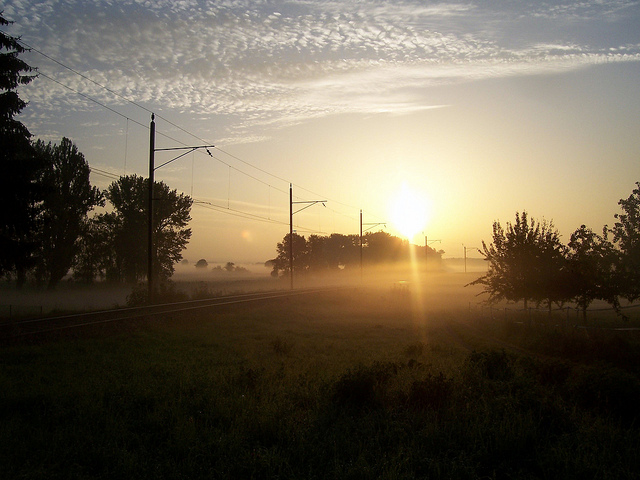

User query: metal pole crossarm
[148,111,214,304]
[362,222,386,233]
[292,200,327,215]
[155,145,215,152]
[289,185,326,290]
[154,145,215,170]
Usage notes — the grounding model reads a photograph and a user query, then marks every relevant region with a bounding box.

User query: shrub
[195,259,208,268]
[568,365,640,421]
[407,372,454,411]
[330,362,399,412]
[466,349,514,381]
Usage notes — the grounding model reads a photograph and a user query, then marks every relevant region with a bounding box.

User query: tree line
[470,185,640,321]
[268,231,443,277]
[0,16,192,289]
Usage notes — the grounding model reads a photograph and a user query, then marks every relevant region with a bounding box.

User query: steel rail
[0,287,342,340]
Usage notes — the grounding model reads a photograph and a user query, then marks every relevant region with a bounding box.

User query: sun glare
[389,183,431,241]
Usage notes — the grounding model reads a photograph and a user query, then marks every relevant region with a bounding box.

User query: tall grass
[2,288,640,479]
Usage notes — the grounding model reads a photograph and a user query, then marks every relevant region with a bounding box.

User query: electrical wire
[14,35,386,231]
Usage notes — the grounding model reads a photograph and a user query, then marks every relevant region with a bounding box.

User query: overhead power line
[14,35,386,231]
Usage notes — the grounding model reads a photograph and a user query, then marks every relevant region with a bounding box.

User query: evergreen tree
[0,13,43,286]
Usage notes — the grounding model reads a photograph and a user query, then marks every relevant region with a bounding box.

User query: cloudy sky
[4,0,640,264]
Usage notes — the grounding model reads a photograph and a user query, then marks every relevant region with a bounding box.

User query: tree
[195,259,208,269]
[469,212,566,310]
[0,13,43,286]
[364,231,409,264]
[33,138,103,289]
[567,225,620,322]
[271,233,308,276]
[73,213,119,283]
[75,175,192,283]
[611,182,640,301]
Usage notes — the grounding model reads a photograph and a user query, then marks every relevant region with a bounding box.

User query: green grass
[2,286,640,479]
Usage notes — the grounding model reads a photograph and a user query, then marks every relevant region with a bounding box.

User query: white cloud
[5,0,640,138]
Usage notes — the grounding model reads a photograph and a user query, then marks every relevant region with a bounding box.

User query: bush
[195,259,208,268]
[407,372,454,411]
[466,349,514,381]
[330,362,399,412]
[568,365,640,421]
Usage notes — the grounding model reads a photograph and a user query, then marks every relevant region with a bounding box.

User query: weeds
[2,289,640,479]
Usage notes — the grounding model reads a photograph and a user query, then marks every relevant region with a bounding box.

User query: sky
[3,0,640,264]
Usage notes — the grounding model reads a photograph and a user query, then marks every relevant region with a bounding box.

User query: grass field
[2,274,640,479]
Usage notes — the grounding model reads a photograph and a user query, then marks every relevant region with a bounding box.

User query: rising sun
[389,183,431,241]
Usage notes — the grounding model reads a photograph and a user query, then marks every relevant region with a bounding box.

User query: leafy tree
[364,231,409,264]
[107,175,192,282]
[567,225,620,322]
[327,233,360,269]
[195,259,208,269]
[271,233,308,276]
[611,182,640,301]
[75,175,192,283]
[33,138,103,289]
[0,13,43,286]
[73,213,119,283]
[270,231,441,277]
[469,212,566,310]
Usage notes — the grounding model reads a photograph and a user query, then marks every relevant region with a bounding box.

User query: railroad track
[0,287,339,341]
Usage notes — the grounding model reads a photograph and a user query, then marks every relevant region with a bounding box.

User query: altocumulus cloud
[4,0,640,134]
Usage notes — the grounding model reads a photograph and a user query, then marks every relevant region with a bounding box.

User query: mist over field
[0,259,486,316]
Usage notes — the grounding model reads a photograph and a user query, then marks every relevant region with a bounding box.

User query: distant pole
[360,209,363,282]
[425,234,428,270]
[464,246,467,273]
[148,114,155,303]
[463,245,479,273]
[289,184,293,290]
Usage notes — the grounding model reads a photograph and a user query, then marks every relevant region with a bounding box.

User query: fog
[1,259,486,317]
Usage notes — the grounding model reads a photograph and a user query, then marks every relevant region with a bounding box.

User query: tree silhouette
[33,138,103,289]
[0,14,43,287]
[270,231,440,277]
[272,233,308,276]
[469,212,565,310]
[75,175,192,283]
[567,225,619,322]
[364,231,408,264]
[195,259,208,269]
[612,182,640,302]
[73,213,119,283]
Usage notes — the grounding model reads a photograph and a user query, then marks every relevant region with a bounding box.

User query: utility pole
[360,210,363,282]
[289,184,293,290]
[148,114,156,303]
[463,245,479,273]
[360,213,386,281]
[147,113,214,304]
[424,234,441,270]
[289,184,325,290]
